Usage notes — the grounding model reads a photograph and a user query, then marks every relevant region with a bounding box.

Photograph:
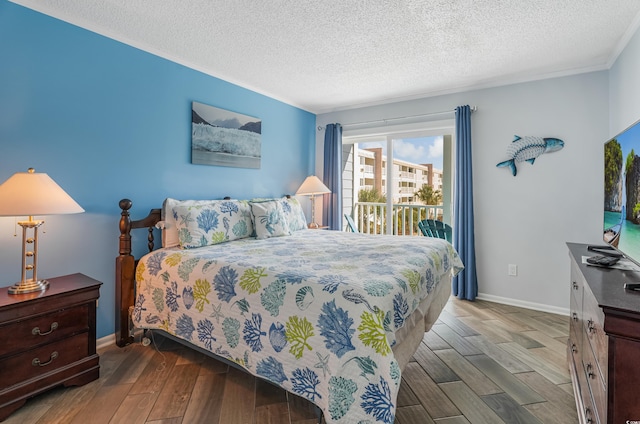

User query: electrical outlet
[508,264,517,276]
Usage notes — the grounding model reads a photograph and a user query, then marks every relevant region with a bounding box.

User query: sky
[614,119,640,160]
[361,136,444,169]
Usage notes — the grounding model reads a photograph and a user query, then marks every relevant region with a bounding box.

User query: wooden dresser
[0,273,101,421]
[567,243,640,424]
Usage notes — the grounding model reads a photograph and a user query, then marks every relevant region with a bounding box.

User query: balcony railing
[398,186,416,194]
[350,202,444,236]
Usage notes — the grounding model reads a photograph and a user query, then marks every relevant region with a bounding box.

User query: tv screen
[603,119,640,265]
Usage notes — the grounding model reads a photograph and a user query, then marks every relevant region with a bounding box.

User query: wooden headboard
[115,199,161,347]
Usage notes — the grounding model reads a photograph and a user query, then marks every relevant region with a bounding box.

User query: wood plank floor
[4,298,578,424]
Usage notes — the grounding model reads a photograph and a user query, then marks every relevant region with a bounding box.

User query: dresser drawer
[570,285,581,323]
[570,262,584,308]
[0,305,89,358]
[570,295,582,351]
[0,332,89,390]
[582,290,607,383]
[582,331,606,424]
[568,329,581,371]
[578,359,600,424]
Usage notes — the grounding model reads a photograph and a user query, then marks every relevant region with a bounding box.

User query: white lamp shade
[0,169,84,216]
[296,175,331,196]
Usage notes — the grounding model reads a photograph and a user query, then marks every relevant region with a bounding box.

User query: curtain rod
[317,105,477,131]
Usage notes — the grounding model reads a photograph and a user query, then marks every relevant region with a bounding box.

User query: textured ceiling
[9,0,640,113]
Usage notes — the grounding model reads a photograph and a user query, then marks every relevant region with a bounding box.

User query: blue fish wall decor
[496,135,564,176]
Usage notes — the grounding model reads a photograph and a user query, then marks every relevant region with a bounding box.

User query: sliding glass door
[342,128,453,236]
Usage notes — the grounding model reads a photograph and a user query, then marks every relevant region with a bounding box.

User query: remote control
[587,245,623,258]
[586,255,620,266]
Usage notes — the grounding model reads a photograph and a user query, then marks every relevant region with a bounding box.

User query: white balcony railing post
[350,202,444,236]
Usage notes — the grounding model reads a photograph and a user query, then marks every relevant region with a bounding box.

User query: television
[602,118,640,266]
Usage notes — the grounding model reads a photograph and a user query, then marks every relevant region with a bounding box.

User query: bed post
[115,199,135,347]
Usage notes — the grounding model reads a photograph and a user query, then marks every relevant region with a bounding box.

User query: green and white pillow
[174,199,253,248]
[162,198,213,248]
[250,200,291,239]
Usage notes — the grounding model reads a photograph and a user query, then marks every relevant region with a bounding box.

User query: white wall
[610,22,640,136]
[317,71,609,314]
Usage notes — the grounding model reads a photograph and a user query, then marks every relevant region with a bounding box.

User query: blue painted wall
[0,1,316,338]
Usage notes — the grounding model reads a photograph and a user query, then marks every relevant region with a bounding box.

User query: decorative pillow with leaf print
[250,200,291,239]
[280,196,307,232]
[174,200,254,248]
[162,198,215,248]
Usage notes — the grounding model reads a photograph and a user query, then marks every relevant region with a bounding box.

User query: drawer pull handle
[32,322,58,336]
[586,363,595,379]
[572,282,579,290]
[32,351,58,367]
[572,312,578,321]
[585,407,593,424]
[571,343,577,353]
[587,319,595,333]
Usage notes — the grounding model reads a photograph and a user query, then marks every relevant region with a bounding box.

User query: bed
[115,197,464,424]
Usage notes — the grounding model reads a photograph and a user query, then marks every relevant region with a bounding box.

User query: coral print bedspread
[133,230,463,423]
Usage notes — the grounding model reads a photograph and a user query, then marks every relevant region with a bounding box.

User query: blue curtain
[453,105,478,300]
[322,123,343,231]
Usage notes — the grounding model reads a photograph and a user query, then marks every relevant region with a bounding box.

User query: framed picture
[191,101,261,169]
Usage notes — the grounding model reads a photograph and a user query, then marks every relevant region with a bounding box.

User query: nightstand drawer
[0,304,89,358]
[0,332,89,391]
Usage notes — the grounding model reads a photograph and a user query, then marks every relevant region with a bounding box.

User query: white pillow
[173,199,253,248]
[250,200,291,239]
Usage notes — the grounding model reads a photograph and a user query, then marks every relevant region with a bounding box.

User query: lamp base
[308,222,319,229]
[8,279,49,295]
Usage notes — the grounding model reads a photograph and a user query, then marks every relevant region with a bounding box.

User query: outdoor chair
[345,214,359,233]
[418,219,452,243]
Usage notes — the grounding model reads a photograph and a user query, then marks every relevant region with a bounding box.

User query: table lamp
[0,168,84,294]
[296,175,330,228]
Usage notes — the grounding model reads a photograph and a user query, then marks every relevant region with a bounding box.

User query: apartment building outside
[341,141,449,235]
[356,147,442,203]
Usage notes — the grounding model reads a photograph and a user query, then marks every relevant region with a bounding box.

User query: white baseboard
[97,330,146,350]
[476,292,570,317]
[97,333,116,350]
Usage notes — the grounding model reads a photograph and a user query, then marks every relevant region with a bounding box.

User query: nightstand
[0,273,102,421]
